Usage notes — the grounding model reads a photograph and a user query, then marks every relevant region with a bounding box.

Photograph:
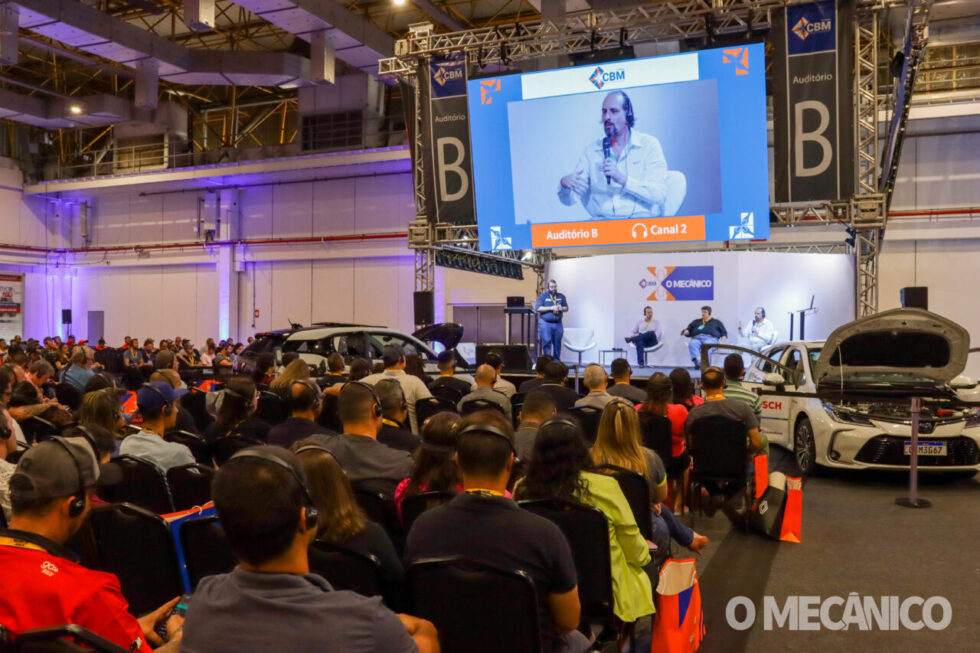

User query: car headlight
[822,402,874,426]
[964,409,980,429]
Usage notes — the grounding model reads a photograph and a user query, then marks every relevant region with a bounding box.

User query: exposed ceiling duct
[225,0,394,77]
[15,0,311,87]
[0,88,140,129]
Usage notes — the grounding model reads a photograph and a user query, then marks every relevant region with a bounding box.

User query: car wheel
[794,416,816,476]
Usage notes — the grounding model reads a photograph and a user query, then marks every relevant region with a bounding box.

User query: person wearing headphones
[268,379,336,449]
[179,446,438,653]
[0,437,184,651]
[375,378,420,454]
[558,90,671,219]
[405,411,588,653]
[738,306,776,353]
[319,382,413,496]
[119,381,194,472]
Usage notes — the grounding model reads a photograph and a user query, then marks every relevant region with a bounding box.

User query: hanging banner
[0,273,23,341]
[428,53,476,225]
[773,0,854,202]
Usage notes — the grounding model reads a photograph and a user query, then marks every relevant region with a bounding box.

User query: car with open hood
[704,308,980,475]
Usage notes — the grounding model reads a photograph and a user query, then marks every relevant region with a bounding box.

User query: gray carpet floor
[686,464,980,652]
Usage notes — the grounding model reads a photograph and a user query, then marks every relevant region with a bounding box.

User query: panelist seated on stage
[624,306,663,368]
[680,306,727,368]
[738,306,776,352]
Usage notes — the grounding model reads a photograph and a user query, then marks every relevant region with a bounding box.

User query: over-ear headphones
[50,436,87,518]
[619,91,635,128]
[457,423,516,455]
[141,383,174,417]
[229,448,319,530]
[341,381,383,418]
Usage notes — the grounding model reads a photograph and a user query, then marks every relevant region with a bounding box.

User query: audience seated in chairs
[149,370,201,435]
[347,357,373,382]
[319,382,413,495]
[590,401,707,555]
[62,346,98,394]
[203,377,270,445]
[457,365,511,417]
[319,353,348,388]
[573,364,616,411]
[427,351,471,402]
[1,374,20,521]
[179,445,438,653]
[669,367,703,411]
[606,358,647,404]
[250,353,277,391]
[269,359,310,395]
[481,350,517,399]
[267,380,335,449]
[83,371,119,394]
[685,366,764,523]
[293,440,403,584]
[514,391,556,465]
[514,416,655,632]
[405,410,589,653]
[361,345,434,434]
[119,382,194,473]
[375,379,421,453]
[722,354,768,452]
[638,373,692,513]
[538,361,580,412]
[394,412,462,521]
[0,437,184,652]
[518,355,554,394]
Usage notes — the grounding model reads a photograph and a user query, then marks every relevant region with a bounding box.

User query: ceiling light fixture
[68,104,84,115]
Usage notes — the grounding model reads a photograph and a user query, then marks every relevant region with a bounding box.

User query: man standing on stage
[558,90,670,219]
[681,306,727,368]
[625,306,662,368]
[535,279,568,359]
[738,306,776,353]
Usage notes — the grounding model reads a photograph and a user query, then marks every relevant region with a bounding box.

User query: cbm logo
[432,66,462,86]
[792,16,832,40]
[490,226,512,251]
[589,66,625,90]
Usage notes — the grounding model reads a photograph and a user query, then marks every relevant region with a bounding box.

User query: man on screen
[558,91,670,219]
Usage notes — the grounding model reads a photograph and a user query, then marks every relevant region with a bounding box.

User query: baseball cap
[9,436,121,500]
[137,381,187,414]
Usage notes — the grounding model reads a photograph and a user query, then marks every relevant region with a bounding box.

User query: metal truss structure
[385,0,929,317]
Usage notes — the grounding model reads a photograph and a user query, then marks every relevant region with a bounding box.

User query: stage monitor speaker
[61,309,72,324]
[900,287,928,310]
[475,344,532,371]
[414,291,434,326]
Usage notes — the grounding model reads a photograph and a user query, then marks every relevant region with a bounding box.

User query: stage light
[393,0,407,5]
[845,226,857,248]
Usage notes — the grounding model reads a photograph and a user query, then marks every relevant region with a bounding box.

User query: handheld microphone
[602,137,611,184]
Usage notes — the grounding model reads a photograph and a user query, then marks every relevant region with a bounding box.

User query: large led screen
[467,43,769,251]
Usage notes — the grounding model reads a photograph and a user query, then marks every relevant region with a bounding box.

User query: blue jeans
[688,333,718,363]
[632,331,659,366]
[650,504,695,551]
[540,321,563,358]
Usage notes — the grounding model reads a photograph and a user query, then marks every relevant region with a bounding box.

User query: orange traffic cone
[779,476,802,543]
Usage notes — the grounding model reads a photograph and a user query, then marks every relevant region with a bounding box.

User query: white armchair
[561,328,597,369]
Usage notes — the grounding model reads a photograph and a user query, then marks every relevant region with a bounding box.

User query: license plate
[903,441,947,456]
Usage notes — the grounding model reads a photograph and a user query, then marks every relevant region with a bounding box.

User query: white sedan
[705,308,980,476]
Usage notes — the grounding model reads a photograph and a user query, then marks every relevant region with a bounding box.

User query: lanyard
[382,418,400,428]
[465,488,504,497]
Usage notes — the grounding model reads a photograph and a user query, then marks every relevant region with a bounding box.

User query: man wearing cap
[119,381,194,472]
[0,437,183,651]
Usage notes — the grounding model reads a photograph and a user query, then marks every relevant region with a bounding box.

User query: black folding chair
[429,384,465,405]
[594,464,654,541]
[98,455,173,514]
[255,390,288,426]
[400,491,455,533]
[568,406,602,444]
[352,483,401,548]
[688,415,751,528]
[20,417,59,445]
[165,429,211,466]
[87,503,183,615]
[459,398,505,417]
[520,498,620,643]
[414,397,456,426]
[55,383,82,412]
[210,434,262,467]
[180,516,236,590]
[11,624,128,653]
[166,463,214,511]
[510,391,526,429]
[309,540,385,599]
[409,557,541,653]
[640,413,674,468]
[179,389,212,433]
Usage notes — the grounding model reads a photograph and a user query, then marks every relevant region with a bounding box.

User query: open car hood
[412,323,464,350]
[814,308,970,395]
